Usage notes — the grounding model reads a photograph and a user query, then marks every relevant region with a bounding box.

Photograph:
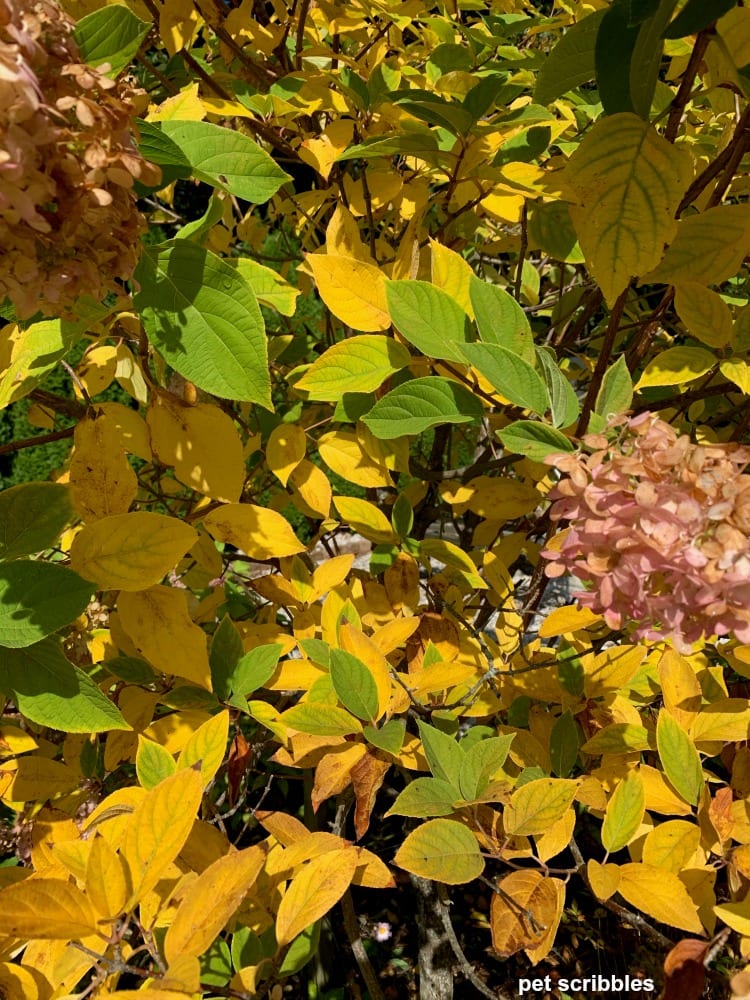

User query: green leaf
[504,778,579,836]
[158,120,290,204]
[295,335,411,400]
[527,201,584,265]
[133,241,271,405]
[386,777,460,818]
[550,711,580,778]
[663,0,735,37]
[298,638,330,668]
[361,377,483,439]
[630,0,678,118]
[363,719,405,755]
[458,735,514,800]
[534,10,606,105]
[73,4,149,77]
[336,131,441,163]
[232,644,283,698]
[417,721,464,788]
[279,920,320,975]
[176,193,225,243]
[535,348,580,428]
[642,203,750,287]
[394,93,475,136]
[469,277,534,363]
[497,420,575,462]
[595,355,633,419]
[386,281,468,362]
[136,736,177,791]
[394,818,485,884]
[0,483,73,559]
[656,710,703,806]
[391,494,414,539]
[601,769,645,853]
[279,703,362,737]
[1,638,130,732]
[134,120,191,189]
[329,649,379,723]
[102,655,157,684]
[0,562,93,649]
[461,343,548,414]
[595,1,641,116]
[0,318,86,408]
[557,640,586,698]
[209,615,245,701]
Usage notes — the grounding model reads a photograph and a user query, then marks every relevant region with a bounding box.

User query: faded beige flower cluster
[0,0,159,319]
[543,413,750,653]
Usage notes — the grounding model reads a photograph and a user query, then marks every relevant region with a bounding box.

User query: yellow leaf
[720,358,750,395]
[659,649,702,728]
[639,764,692,816]
[0,962,45,1000]
[202,504,305,560]
[148,82,206,122]
[538,604,602,638]
[306,254,390,331]
[587,860,621,901]
[642,820,701,873]
[85,834,130,920]
[644,203,750,287]
[97,401,151,460]
[525,877,565,964]
[420,539,487,590]
[0,725,37,757]
[635,346,715,390]
[177,710,229,784]
[299,123,356,183]
[159,0,201,55]
[70,512,197,591]
[691,699,750,744]
[490,870,560,959]
[147,395,245,502]
[0,878,99,939]
[310,554,354,601]
[332,496,396,544]
[289,458,332,518]
[318,430,392,488]
[6,757,79,803]
[325,201,371,261]
[617,863,704,933]
[504,779,579,837]
[674,282,734,349]
[715,900,750,937]
[121,767,204,906]
[296,335,411,401]
[276,849,360,946]
[460,476,541,519]
[563,112,692,305]
[75,345,118,399]
[312,743,368,811]
[535,807,575,863]
[70,412,137,522]
[266,423,306,486]
[584,645,646,698]
[118,586,211,689]
[164,844,266,963]
[430,241,474,318]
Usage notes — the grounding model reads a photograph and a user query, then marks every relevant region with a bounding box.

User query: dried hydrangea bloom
[541,413,750,653]
[0,0,160,319]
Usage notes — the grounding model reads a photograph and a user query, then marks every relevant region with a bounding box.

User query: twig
[295,0,311,70]
[576,285,629,435]
[0,427,75,457]
[513,201,528,302]
[340,891,386,1000]
[436,884,511,1000]
[664,29,713,142]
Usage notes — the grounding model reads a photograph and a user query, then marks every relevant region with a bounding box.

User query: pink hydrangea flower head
[541,414,750,653]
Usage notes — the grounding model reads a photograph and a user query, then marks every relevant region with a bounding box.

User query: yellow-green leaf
[601,769,645,853]
[720,358,750,395]
[656,709,703,806]
[296,335,411,400]
[642,820,700,873]
[86,834,131,920]
[280,703,363,737]
[634,346,715,390]
[563,112,692,305]
[504,778,579,837]
[136,735,176,791]
[177,709,229,784]
[394,818,484,884]
[70,512,197,592]
[617,862,704,933]
[674,282,734,349]
[644,203,750,286]
[306,254,390,331]
[332,496,397,544]
[276,849,360,946]
[202,503,305,560]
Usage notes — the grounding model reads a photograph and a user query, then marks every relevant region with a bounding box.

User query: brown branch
[664,29,713,143]
[678,105,750,212]
[513,200,528,302]
[436,885,511,1000]
[0,427,75,458]
[29,389,87,420]
[294,0,311,70]
[340,891,386,1000]
[576,285,629,435]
